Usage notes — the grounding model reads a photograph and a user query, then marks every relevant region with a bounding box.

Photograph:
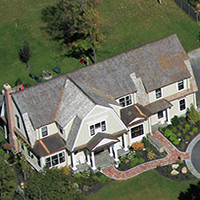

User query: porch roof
[33,133,65,157]
[144,99,172,115]
[86,132,119,152]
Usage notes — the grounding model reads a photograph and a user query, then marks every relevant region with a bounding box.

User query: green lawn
[0,0,199,88]
[87,170,199,200]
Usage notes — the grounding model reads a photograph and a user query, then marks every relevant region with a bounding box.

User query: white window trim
[129,122,145,140]
[117,94,133,108]
[40,126,48,138]
[88,120,107,137]
[179,98,186,112]
[44,150,65,168]
[155,88,162,99]
[177,80,184,91]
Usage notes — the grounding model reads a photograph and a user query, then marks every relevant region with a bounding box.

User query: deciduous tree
[41,0,105,63]
[19,41,31,69]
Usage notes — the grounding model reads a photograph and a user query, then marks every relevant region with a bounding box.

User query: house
[0,34,198,172]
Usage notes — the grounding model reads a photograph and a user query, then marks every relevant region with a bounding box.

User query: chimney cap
[3,83,11,90]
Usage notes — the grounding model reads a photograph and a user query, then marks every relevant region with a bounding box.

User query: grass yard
[0,0,199,87]
[87,170,199,200]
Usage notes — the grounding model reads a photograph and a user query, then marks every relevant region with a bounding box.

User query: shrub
[132,141,144,151]
[99,175,108,184]
[173,139,180,145]
[134,151,143,159]
[189,131,194,136]
[167,124,172,129]
[169,133,177,141]
[3,143,12,150]
[171,115,180,126]
[192,127,198,133]
[0,149,4,155]
[172,127,177,133]
[138,158,145,164]
[177,125,182,130]
[164,129,172,137]
[187,104,200,124]
[177,132,182,137]
[184,135,190,141]
[167,164,172,172]
[197,121,200,127]
[130,158,138,167]
[60,166,71,176]
[142,137,151,148]
[127,151,135,161]
[4,153,10,159]
[179,116,186,124]
[161,127,167,133]
[180,141,185,150]
[182,129,187,134]
[147,151,156,160]
[185,124,190,130]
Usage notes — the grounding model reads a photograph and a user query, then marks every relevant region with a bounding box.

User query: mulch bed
[160,121,200,151]
[154,161,196,181]
[117,145,167,171]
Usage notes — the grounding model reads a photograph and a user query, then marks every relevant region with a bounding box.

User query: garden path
[102,130,190,180]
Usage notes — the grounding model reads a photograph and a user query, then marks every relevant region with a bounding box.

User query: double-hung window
[90,121,106,136]
[179,99,186,111]
[119,95,132,107]
[41,126,48,137]
[178,80,184,91]
[15,115,20,129]
[155,88,162,99]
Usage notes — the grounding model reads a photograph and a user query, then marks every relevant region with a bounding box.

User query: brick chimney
[3,83,19,152]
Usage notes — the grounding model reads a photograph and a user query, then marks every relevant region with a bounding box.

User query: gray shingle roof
[12,75,67,129]
[69,34,191,96]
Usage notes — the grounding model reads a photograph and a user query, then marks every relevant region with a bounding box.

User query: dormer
[117,94,136,108]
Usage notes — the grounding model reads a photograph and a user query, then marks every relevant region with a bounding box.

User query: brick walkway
[102,130,190,180]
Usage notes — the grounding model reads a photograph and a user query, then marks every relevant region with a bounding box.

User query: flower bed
[155,160,196,181]
[160,115,200,151]
[117,138,167,171]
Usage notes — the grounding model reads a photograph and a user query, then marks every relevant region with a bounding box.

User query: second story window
[41,126,48,137]
[178,80,184,90]
[90,121,106,136]
[119,95,132,107]
[155,88,162,99]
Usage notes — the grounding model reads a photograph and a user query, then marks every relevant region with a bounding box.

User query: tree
[19,41,31,69]
[179,181,200,200]
[187,104,200,124]
[22,167,84,200]
[41,0,105,63]
[0,156,17,199]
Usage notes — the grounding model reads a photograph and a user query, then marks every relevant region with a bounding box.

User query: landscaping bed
[154,160,196,181]
[160,114,200,151]
[117,137,167,171]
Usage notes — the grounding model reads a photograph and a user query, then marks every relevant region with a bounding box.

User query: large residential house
[0,34,198,172]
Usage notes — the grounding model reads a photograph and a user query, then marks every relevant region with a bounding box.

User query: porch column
[86,150,91,165]
[113,145,119,162]
[123,133,128,151]
[71,152,77,171]
[109,146,113,157]
[91,151,96,170]
[166,108,171,124]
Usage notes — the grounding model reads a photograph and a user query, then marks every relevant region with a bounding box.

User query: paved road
[188,49,200,105]
[191,140,200,173]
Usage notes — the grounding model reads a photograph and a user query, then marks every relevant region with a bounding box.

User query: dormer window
[41,126,48,137]
[119,95,132,107]
[155,88,162,99]
[178,80,184,90]
[90,121,106,136]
